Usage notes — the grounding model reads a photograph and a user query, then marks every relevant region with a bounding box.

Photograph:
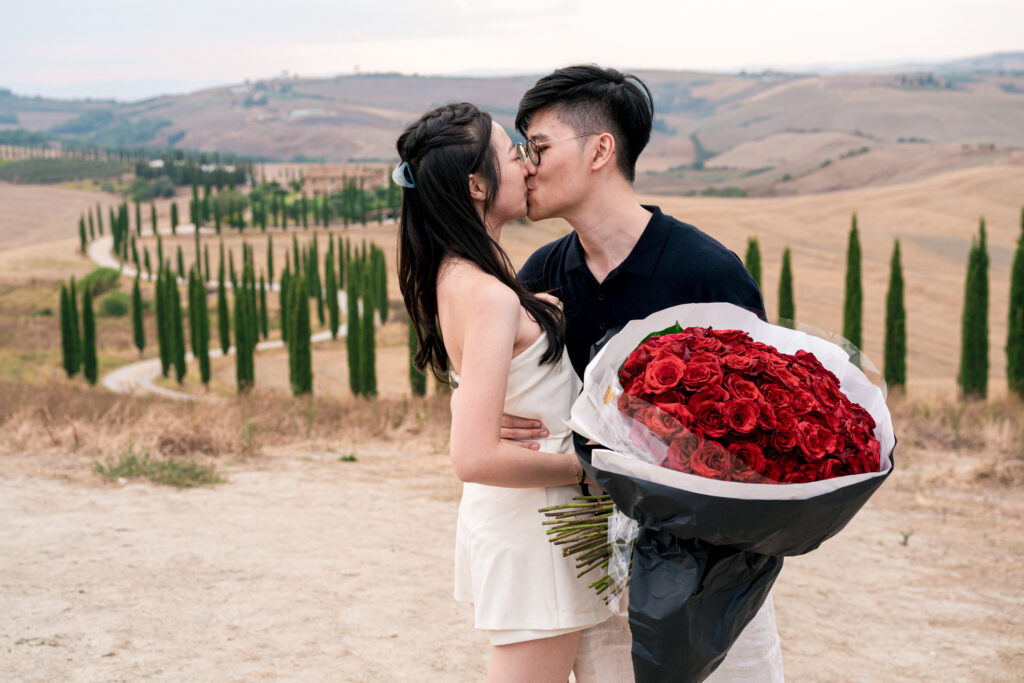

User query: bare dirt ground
[1,420,1022,682]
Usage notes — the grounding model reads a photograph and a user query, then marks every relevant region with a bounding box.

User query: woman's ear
[590,132,616,172]
[468,173,488,202]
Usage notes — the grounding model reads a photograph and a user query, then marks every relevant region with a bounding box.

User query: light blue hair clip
[392,161,415,189]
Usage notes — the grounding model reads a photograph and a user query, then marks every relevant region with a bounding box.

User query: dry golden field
[1,164,1022,681]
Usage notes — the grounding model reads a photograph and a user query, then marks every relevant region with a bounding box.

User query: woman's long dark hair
[396,102,565,381]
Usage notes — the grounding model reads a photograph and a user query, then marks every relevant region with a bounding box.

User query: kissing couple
[396,65,785,682]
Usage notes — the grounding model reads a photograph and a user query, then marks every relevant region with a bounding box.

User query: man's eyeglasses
[515,133,599,165]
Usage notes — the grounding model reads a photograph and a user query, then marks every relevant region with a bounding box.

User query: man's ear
[468,173,487,202]
[590,132,616,172]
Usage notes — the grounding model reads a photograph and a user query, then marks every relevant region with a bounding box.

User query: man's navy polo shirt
[518,205,766,379]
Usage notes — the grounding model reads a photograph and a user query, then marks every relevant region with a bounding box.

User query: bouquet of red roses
[554,303,894,683]
[616,323,881,484]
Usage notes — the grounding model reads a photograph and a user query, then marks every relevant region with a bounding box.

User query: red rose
[772,411,800,452]
[642,406,687,442]
[728,441,767,478]
[691,336,725,354]
[789,388,819,415]
[689,441,730,480]
[681,358,723,392]
[710,329,751,345]
[689,384,729,408]
[693,401,728,438]
[723,352,760,374]
[643,355,687,394]
[659,402,695,429]
[760,383,791,408]
[819,458,845,479]
[797,421,827,461]
[756,402,777,430]
[724,375,762,401]
[724,399,759,434]
[665,432,703,472]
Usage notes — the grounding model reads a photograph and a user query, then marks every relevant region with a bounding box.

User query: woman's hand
[499,413,549,450]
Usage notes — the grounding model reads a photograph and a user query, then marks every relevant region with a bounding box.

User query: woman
[396,102,610,681]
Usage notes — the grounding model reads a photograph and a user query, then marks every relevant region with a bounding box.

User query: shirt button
[598,322,607,331]
[597,292,606,302]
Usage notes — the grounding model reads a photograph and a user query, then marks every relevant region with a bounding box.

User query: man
[501,65,785,681]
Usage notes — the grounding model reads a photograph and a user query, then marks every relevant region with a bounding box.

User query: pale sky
[3,0,1022,100]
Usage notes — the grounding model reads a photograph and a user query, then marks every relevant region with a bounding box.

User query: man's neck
[564,186,652,284]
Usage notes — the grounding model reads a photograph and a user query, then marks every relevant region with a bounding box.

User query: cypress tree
[135,200,142,236]
[234,283,251,392]
[59,284,75,377]
[217,249,230,355]
[778,247,795,328]
[280,267,290,344]
[131,236,140,270]
[170,201,179,235]
[144,247,152,280]
[286,270,298,390]
[204,244,211,283]
[259,273,269,340]
[346,257,362,395]
[214,200,222,234]
[95,202,104,235]
[744,237,761,290]
[155,268,171,377]
[267,235,275,284]
[229,249,238,291]
[409,321,426,397]
[375,246,388,322]
[325,241,339,338]
[197,274,211,387]
[132,274,145,355]
[843,213,863,350]
[171,275,186,383]
[82,288,97,385]
[188,269,200,358]
[361,263,377,397]
[79,216,87,254]
[958,219,989,398]
[292,269,313,395]
[177,245,185,279]
[883,239,906,390]
[339,238,346,288]
[150,202,157,235]
[301,194,309,229]
[69,277,81,374]
[322,195,330,228]
[157,233,164,268]
[1008,207,1024,397]
[88,212,95,240]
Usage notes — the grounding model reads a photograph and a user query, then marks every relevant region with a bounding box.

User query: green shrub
[98,290,131,317]
[79,267,121,296]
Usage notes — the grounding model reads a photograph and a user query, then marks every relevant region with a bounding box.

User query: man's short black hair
[515,64,654,182]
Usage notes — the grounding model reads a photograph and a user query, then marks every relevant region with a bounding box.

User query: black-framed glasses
[515,133,599,166]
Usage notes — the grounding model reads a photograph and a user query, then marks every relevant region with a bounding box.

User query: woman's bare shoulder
[438,258,518,311]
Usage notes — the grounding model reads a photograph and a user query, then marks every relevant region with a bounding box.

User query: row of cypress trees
[744,214,907,390]
[59,277,97,385]
[744,207,1024,400]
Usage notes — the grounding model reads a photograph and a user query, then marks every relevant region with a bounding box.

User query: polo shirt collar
[563,204,669,279]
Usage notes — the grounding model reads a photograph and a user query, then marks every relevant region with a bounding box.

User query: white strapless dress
[452,334,610,638]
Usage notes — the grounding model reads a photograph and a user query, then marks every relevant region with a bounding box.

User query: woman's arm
[446,277,580,488]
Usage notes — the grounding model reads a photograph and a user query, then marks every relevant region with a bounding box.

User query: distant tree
[843,213,863,350]
[171,275,186,383]
[778,247,795,328]
[95,202,104,235]
[177,245,185,279]
[288,268,312,395]
[170,201,179,235]
[81,288,98,385]
[361,262,377,397]
[144,247,152,280]
[132,274,145,356]
[88,212,95,240]
[267,235,275,285]
[325,240,339,338]
[883,239,906,390]
[217,245,230,354]
[69,277,81,374]
[280,267,290,344]
[1008,207,1024,397]
[259,273,269,340]
[744,237,762,296]
[135,200,142,236]
[79,216,87,255]
[958,218,989,399]
[155,268,171,377]
[409,321,426,397]
[59,284,75,377]
[150,202,157,235]
[347,257,362,395]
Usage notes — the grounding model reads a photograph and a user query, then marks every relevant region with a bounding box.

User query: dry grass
[0,379,453,482]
